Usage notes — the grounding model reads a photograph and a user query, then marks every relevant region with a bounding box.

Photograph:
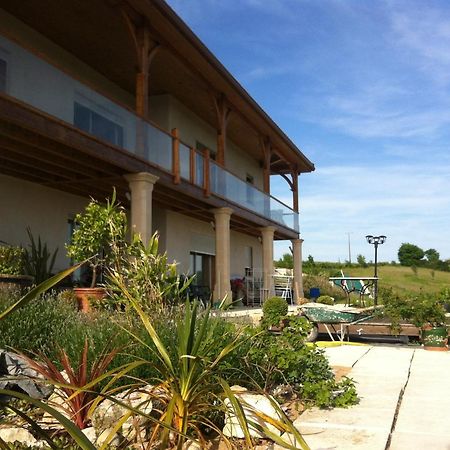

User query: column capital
[124,172,159,185]
[212,207,233,217]
[259,226,276,234]
[291,238,304,245]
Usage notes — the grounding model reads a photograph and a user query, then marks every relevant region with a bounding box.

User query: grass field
[343,265,450,295]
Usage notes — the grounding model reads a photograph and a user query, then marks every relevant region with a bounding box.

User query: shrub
[241,320,358,408]
[317,295,334,305]
[0,245,25,275]
[262,296,288,327]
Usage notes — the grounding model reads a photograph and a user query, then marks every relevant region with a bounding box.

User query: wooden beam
[171,128,180,184]
[211,93,231,166]
[189,147,196,184]
[120,6,160,117]
[292,169,299,213]
[260,135,272,193]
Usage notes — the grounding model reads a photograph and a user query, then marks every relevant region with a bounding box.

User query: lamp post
[365,235,386,304]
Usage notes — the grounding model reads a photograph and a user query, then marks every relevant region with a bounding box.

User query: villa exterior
[0,0,314,302]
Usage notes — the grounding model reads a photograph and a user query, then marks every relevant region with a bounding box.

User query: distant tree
[275,253,293,269]
[357,254,368,268]
[424,248,440,267]
[307,255,315,265]
[398,243,424,266]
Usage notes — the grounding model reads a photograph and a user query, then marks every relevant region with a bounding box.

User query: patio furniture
[274,274,293,305]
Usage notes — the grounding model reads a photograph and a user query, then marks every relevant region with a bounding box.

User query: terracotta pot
[73,287,106,313]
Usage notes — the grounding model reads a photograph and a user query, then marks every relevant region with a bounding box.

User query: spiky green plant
[23,227,58,284]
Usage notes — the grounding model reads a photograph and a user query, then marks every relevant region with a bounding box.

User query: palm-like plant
[22,340,119,430]
[109,266,310,449]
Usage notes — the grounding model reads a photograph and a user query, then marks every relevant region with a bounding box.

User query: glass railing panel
[269,197,299,232]
[179,143,191,181]
[195,153,204,187]
[146,124,172,171]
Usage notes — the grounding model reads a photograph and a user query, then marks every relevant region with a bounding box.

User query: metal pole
[347,232,352,264]
[374,242,378,305]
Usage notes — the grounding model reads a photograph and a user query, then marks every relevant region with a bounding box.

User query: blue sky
[166,0,450,263]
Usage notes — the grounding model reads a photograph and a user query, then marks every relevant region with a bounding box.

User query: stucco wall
[160,209,262,277]
[0,175,88,272]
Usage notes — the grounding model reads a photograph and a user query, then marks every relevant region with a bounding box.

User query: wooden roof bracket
[211,93,232,165]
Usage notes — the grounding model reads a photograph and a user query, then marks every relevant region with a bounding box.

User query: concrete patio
[296,344,450,450]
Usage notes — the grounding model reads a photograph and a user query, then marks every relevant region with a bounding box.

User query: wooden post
[260,136,272,194]
[292,169,299,213]
[190,147,196,184]
[204,149,211,197]
[172,128,180,184]
[212,94,231,166]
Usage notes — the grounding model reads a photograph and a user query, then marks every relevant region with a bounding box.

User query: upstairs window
[0,58,7,92]
[246,173,255,205]
[74,101,124,147]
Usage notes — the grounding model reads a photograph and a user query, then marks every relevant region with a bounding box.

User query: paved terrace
[296,345,450,450]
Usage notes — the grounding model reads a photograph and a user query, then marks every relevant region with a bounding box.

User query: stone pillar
[212,207,233,304]
[292,238,304,303]
[260,226,276,299]
[124,172,159,243]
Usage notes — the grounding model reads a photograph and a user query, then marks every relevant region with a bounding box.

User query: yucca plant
[22,340,119,430]
[108,267,311,449]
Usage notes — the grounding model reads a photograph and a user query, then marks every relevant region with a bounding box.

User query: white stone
[183,439,203,450]
[96,428,121,447]
[81,426,96,443]
[0,427,37,446]
[223,389,283,439]
[91,386,153,439]
[39,388,72,430]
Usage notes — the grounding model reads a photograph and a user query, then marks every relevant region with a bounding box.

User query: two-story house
[0,0,314,302]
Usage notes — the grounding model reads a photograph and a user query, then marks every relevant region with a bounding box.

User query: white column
[260,226,276,299]
[212,207,233,304]
[292,238,304,302]
[124,172,159,243]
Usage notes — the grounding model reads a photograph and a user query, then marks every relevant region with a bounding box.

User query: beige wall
[158,209,262,277]
[0,175,88,272]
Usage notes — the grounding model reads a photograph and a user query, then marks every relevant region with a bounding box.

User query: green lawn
[343,265,450,295]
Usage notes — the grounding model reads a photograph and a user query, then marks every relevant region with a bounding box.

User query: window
[190,251,215,288]
[74,101,124,147]
[0,57,7,92]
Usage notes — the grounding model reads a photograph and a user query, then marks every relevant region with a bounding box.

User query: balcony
[0,35,299,233]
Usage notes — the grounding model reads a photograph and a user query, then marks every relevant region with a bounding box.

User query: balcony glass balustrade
[0,34,299,232]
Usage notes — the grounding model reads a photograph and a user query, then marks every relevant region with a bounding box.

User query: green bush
[240,318,358,408]
[262,296,288,327]
[0,246,25,275]
[317,295,334,305]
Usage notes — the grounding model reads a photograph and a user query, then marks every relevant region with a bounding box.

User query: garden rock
[0,426,37,446]
[92,386,153,439]
[223,385,283,439]
[82,426,96,443]
[39,388,71,430]
[96,428,121,447]
[0,350,52,399]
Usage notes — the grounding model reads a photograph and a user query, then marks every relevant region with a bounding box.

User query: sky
[166,0,450,263]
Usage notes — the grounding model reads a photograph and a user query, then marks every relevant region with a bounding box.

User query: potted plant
[66,190,126,312]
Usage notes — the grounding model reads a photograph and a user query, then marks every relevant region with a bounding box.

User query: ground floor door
[189,251,215,302]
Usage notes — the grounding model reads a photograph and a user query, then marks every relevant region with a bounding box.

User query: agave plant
[22,340,119,430]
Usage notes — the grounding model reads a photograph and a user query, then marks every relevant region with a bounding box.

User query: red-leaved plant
[24,340,119,429]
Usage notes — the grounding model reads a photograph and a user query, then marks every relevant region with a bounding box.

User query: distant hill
[343,265,450,295]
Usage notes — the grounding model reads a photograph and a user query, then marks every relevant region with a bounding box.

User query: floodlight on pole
[365,235,386,304]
